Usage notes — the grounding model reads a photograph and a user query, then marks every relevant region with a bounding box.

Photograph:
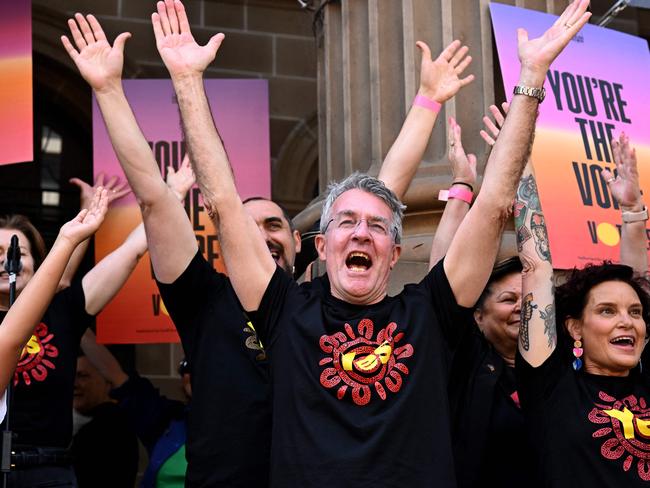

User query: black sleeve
[516,347,566,412]
[156,250,228,358]
[58,278,94,340]
[110,375,185,452]
[254,265,297,348]
[420,258,474,349]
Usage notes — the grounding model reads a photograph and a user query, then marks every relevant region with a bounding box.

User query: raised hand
[60,187,109,245]
[70,172,131,209]
[602,133,643,210]
[416,40,474,103]
[152,0,225,79]
[448,117,477,186]
[166,154,196,199]
[479,102,510,147]
[61,14,130,92]
[517,0,591,83]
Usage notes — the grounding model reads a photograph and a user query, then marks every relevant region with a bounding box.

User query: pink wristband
[438,186,473,204]
[413,94,442,114]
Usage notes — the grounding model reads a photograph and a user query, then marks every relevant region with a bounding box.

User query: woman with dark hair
[0,189,108,418]
[0,194,145,487]
[516,153,650,485]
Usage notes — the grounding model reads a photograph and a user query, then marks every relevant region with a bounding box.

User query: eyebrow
[334,210,390,224]
[595,301,642,308]
[264,216,284,226]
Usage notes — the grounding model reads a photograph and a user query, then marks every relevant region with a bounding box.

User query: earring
[640,358,643,374]
[572,339,583,371]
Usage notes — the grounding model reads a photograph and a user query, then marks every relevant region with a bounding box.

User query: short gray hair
[319,172,406,243]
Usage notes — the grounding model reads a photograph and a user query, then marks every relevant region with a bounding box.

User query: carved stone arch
[272,113,319,216]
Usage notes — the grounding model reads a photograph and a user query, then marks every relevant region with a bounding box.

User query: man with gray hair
[155,0,591,485]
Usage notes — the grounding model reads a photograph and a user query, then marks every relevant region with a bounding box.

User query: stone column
[298,0,567,290]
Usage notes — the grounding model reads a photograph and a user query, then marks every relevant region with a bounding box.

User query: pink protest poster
[93,79,270,343]
[0,0,33,166]
[490,3,650,269]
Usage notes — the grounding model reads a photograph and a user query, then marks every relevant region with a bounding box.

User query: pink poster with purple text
[93,79,269,343]
[491,3,650,269]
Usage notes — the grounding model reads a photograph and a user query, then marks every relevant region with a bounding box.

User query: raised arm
[81,157,195,316]
[444,0,591,307]
[429,117,476,268]
[153,0,275,310]
[0,189,108,392]
[61,13,197,284]
[379,40,474,199]
[80,329,128,387]
[59,173,130,290]
[603,133,648,275]
[516,161,556,366]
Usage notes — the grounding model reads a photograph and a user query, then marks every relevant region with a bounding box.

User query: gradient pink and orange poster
[93,79,269,343]
[0,0,33,166]
[490,3,650,269]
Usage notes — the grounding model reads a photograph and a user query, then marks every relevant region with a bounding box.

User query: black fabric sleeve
[420,258,474,349]
[110,375,185,452]
[156,249,227,358]
[515,347,565,412]
[254,265,296,348]
[60,278,94,340]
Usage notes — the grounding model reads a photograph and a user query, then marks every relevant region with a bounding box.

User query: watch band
[622,206,649,223]
[513,85,546,103]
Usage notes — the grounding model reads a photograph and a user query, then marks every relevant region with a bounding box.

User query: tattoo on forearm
[539,303,556,348]
[520,293,537,351]
[530,212,551,262]
[514,202,531,251]
[517,226,532,252]
[517,175,541,211]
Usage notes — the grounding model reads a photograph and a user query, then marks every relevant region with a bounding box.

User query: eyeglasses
[324,213,392,237]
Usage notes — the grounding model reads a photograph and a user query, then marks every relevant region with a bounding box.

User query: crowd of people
[2,0,650,487]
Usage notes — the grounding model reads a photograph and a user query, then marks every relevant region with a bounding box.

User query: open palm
[417,40,473,103]
[517,0,591,72]
[61,14,129,92]
[603,134,642,208]
[60,188,109,245]
[153,0,224,78]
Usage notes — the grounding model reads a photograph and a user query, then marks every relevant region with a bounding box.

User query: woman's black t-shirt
[517,347,650,487]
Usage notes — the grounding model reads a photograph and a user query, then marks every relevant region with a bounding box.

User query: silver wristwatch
[513,85,546,103]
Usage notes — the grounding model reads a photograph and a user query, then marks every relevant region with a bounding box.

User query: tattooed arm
[516,161,556,366]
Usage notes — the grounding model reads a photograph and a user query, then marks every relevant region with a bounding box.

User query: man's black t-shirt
[517,347,650,487]
[71,402,139,488]
[156,250,270,488]
[0,280,92,449]
[256,259,473,487]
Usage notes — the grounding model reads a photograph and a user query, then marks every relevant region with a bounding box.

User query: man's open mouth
[346,251,372,272]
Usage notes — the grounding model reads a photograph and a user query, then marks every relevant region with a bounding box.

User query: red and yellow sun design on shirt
[590,391,650,481]
[14,322,58,386]
[318,318,414,406]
